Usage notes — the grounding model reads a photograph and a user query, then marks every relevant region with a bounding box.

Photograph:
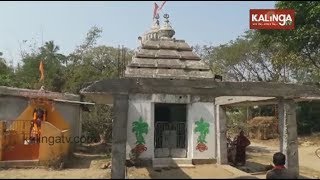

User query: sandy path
[0,168,110,179]
[247,141,320,178]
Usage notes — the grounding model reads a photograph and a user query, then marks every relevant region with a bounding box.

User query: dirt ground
[0,143,112,179]
[0,146,255,179]
[0,152,111,179]
[0,155,254,179]
[0,135,319,179]
[243,134,320,179]
[126,164,258,179]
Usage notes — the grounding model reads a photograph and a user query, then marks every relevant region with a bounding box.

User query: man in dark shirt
[266,152,298,179]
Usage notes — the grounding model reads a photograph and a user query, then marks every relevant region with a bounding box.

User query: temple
[81,13,320,179]
[125,14,213,79]
[0,86,93,166]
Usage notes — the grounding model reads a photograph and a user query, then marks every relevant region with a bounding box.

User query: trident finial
[155,13,160,26]
[164,13,169,20]
[162,13,171,28]
[158,13,175,39]
[163,14,170,25]
[155,13,160,20]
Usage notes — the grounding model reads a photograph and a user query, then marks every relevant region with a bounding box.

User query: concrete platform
[0,160,42,168]
[127,164,259,179]
[152,158,195,168]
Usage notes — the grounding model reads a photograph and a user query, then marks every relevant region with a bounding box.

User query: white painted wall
[126,94,154,160]
[126,93,216,161]
[188,102,216,159]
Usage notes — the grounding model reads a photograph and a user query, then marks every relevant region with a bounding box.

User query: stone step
[0,160,42,168]
[153,164,195,168]
[153,158,194,168]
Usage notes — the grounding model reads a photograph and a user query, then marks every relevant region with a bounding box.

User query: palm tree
[41,41,59,54]
[194,118,210,144]
[132,117,149,145]
[40,41,67,65]
[37,41,67,91]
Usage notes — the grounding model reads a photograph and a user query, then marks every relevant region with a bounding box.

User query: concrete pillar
[111,94,129,179]
[278,98,299,177]
[278,99,284,152]
[216,105,228,164]
[246,106,252,121]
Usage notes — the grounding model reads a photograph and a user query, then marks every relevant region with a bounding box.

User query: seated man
[266,152,298,179]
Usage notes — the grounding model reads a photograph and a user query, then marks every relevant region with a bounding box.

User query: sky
[0,1,275,66]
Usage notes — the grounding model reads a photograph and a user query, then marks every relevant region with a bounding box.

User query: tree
[0,53,15,86]
[15,41,66,91]
[63,45,130,93]
[202,31,300,82]
[258,1,320,68]
[66,26,133,143]
[81,104,113,143]
[39,41,67,92]
[74,26,103,56]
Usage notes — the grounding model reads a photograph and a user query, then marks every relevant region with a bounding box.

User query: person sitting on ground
[266,152,298,179]
[235,130,251,166]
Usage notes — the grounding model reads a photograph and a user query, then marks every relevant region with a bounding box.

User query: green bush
[226,107,248,135]
[82,104,113,143]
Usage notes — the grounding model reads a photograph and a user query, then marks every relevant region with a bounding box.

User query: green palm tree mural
[194,117,210,152]
[132,116,149,145]
[130,116,149,159]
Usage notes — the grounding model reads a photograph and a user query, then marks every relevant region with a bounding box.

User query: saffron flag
[158,1,166,12]
[153,2,159,19]
[39,60,44,82]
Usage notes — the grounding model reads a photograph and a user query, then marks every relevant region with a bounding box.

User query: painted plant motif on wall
[194,117,209,152]
[130,116,149,159]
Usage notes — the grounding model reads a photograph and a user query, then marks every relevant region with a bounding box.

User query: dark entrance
[154,103,187,158]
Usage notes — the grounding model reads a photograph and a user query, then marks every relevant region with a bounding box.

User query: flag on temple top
[153,1,166,19]
[158,1,166,12]
[39,60,44,82]
[153,2,159,19]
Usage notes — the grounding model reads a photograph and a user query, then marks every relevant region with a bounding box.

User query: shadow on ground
[233,176,259,179]
[145,166,191,179]
[234,161,312,179]
[233,161,271,174]
[247,146,273,154]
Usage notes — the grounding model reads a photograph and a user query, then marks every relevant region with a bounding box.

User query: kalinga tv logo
[250,9,295,30]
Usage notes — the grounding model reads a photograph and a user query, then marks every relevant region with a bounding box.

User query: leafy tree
[64,26,133,143]
[14,41,66,91]
[82,104,113,143]
[0,52,15,86]
[258,1,320,68]
[202,31,300,82]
